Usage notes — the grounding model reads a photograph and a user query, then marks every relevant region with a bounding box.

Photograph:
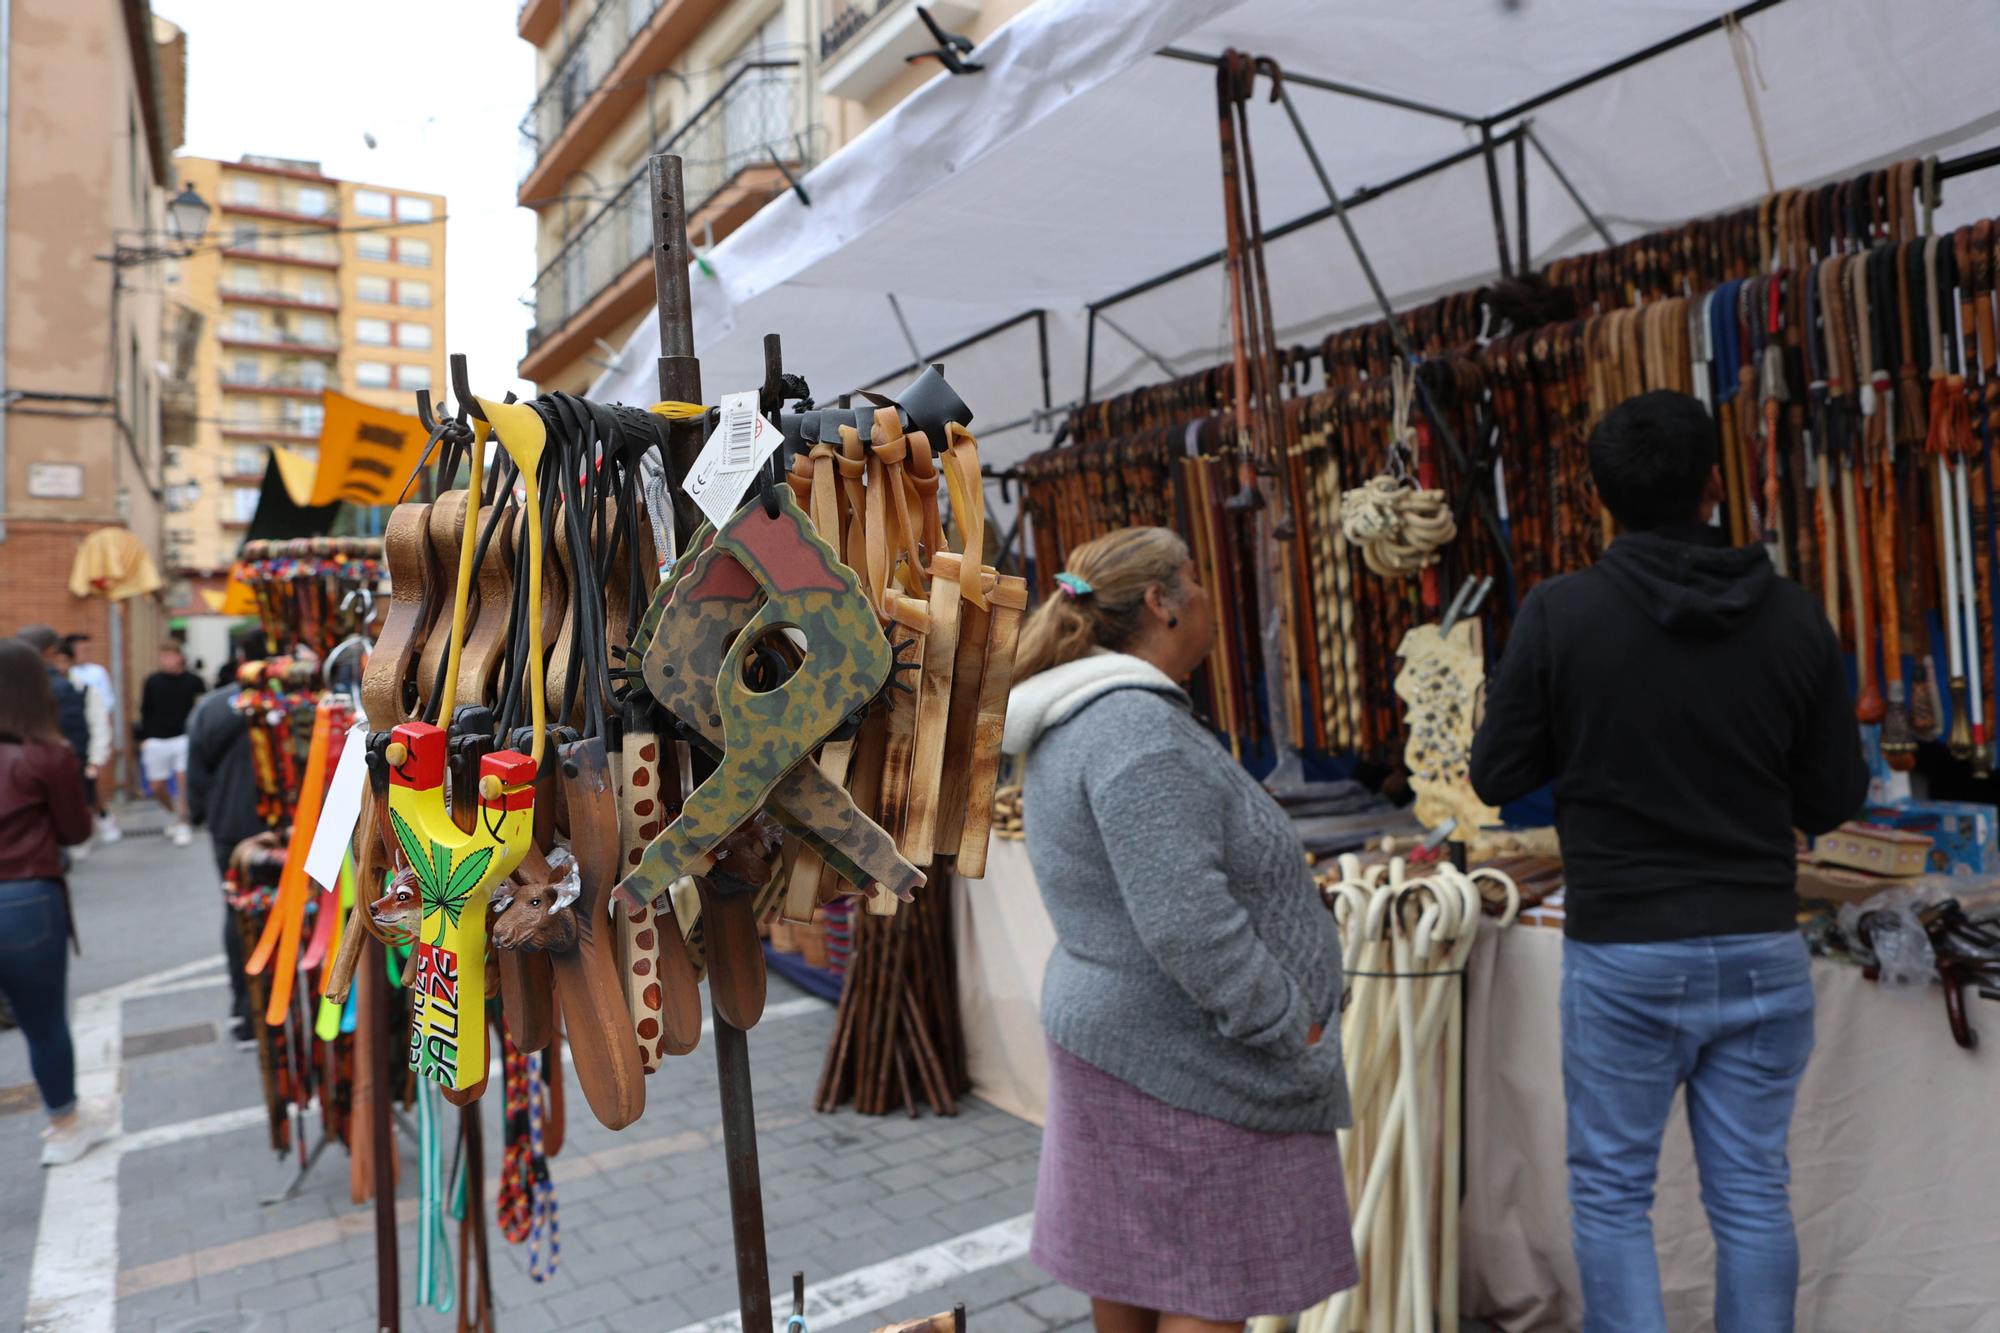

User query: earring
[1168,616,1179,629]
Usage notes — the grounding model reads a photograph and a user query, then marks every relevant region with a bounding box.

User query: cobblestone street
[2,803,1087,1333]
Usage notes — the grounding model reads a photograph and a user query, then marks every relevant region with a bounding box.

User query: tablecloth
[957,850,2000,1330]
[1460,923,2000,1332]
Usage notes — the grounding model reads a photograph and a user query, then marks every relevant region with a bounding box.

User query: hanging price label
[683,391,780,529]
[304,721,370,892]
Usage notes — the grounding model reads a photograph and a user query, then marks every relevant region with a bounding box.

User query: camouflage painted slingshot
[611,487,921,914]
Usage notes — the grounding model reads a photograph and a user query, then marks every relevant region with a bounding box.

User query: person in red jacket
[0,637,107,1165]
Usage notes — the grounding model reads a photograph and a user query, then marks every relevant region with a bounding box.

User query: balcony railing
[221,245,340,269]
[220,286,340,311]
[225,408,323,431]
[221,372,331,395]
[222,424,322,443]
[526,60,822,356]
[219,328,341,353]
[518,0,673,181]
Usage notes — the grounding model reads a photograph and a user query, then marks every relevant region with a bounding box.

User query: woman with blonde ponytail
[1003,527,1356,1333]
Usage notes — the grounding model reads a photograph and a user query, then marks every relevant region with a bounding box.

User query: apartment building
[0,1,186,736]
[516,0,1034,395]
[166,156,446,579]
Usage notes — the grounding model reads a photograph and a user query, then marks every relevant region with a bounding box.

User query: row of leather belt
[1024,156,2000,777]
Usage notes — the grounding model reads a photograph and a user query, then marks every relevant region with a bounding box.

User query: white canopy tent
[592,0,2000,471]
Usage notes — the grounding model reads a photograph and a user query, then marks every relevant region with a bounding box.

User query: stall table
[956,849,2000,1331]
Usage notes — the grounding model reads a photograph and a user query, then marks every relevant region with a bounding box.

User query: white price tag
[683,391,781,529]
[304,723,370,893]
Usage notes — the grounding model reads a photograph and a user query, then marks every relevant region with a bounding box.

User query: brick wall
[0,518,167,796]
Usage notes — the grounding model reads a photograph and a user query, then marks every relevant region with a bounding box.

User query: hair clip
[1054,572,1093,599]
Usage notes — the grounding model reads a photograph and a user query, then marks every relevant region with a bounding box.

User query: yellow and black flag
[276,391,430,509]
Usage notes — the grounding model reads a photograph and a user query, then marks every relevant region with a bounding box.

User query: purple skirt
[1030,1039,1359,1321]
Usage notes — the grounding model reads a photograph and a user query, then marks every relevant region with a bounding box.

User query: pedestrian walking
[1001,526,1357,1333]
[55,635,116,850]
[0,638,111,1166]
[185,675,267,1044]
[134,642,203,847]
[1469,390,1869,1333]
[16,625,89,773]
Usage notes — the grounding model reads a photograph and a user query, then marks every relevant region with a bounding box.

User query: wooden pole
[368,944,399,1333]
[648,151,774,1333]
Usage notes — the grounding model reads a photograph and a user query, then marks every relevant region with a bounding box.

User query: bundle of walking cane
[1249,856,1520,1333]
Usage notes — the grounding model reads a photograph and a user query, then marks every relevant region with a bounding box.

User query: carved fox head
[370,870,421,934]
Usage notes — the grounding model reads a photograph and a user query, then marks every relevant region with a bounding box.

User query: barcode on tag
[683,390,782,530]
[723,403,758,469]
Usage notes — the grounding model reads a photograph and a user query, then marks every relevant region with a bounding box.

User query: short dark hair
[1587,390,1719,531]
[15,623,58,655]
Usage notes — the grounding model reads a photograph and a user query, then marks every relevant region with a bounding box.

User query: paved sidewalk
[2,801,1090,1333]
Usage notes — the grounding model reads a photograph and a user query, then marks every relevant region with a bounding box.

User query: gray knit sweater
[1003,653,1350,1134]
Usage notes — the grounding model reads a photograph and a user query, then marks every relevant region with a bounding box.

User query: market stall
[209,4,2000,1329]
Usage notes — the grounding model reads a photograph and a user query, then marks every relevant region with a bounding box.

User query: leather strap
[941,423,988,609]
[870,409,928,595]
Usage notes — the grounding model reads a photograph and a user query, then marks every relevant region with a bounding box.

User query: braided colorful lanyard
[498,1036,532,1245]
[526,1050,560,1282]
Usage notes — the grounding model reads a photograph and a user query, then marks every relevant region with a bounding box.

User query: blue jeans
[0,878,75,1116]
[1562,932,1815,1333]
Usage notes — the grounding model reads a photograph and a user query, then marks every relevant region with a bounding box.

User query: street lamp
[107,184,211,266]
[165,185,211,247]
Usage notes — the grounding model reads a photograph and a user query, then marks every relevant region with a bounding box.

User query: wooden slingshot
[614,486,914,910]
[380,395,549,1093]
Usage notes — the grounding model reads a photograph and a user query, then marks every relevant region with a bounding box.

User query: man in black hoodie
[1471,390,1867,1333]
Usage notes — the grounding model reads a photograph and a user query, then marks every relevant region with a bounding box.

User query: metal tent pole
[1269,83,1515,592]
[1513,130,1530,274]
[1479,123,1514,277]
[1524,125,1616,248]
[647,151,775,1333]
[1479,0,1791,126]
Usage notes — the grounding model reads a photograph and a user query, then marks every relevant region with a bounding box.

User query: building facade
[0,1,186,767]
[165,156,446,582]
[514,0,1033,395]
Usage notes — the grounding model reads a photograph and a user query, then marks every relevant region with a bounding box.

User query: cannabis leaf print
[389,808,493,945]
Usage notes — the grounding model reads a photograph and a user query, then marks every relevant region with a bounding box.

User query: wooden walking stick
[1949,227,1989,766]
[1870,246,1919,768]
[1825,257,1883,723]
[1931,237,1975,761]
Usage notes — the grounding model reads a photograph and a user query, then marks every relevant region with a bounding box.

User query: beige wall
[530,0,801,264]
[6,0,168,530]
[335,178,446,413]
[821,0,1037,151]
[0,1,181,782]
[521,0,808,389]
[166,157,446,574]
[517,0,1042,392]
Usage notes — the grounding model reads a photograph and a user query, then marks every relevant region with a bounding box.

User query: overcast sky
[161,0,539,402]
